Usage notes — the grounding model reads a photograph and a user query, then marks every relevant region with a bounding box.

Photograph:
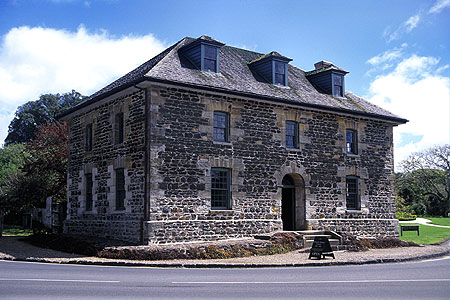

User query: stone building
[59,35,407,244]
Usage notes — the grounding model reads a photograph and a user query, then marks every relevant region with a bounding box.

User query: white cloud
[404,15,420,32]
[367,45,406,66]
[386,14,420,42]
[367,55,450,168]
[366,44,408,76]
[0,25,166,144]
[429,0,450,13]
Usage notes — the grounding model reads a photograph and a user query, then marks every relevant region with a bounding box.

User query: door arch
[281,174,306,231]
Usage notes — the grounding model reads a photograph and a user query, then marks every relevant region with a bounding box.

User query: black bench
[400,225,420,236]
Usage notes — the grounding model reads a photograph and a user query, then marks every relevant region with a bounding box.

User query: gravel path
[0,236,448,267]
[399,218,450,228]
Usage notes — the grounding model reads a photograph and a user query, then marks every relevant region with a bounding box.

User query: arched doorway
[281,174,306,231]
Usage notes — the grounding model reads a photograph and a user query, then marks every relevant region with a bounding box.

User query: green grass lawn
[426,217,450,226]
[399,224,450,245]
[2,225,33,236]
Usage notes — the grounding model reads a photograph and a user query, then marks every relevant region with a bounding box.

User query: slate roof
[60,36,407,124]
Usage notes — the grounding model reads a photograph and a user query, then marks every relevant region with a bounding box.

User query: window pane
[86,173,93,211]
[333,74,342,85]
[115,113,124,144]
[204,58,216,72]
[334,85,343,97]
[211,168,230,209]
[85,124,93,151]
[204,45,217,59]
[286,121,298,149]
[213,112,228,142]
[275,61,285,74]
[274,73,285,85]
[333,74,343,96]
[346,177,359,209]
[213,128,225,142]
[346,130,357,154]
[116,169,125,210]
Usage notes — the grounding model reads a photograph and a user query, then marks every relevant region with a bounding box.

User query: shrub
[97,233,305,261]
[396,211,417,221]
[341,232,419,251]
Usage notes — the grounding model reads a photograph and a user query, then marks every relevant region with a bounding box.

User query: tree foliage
[4,122,69,211]
[0,144,29,204]
[4,90,85,145]
[396,145,449,217]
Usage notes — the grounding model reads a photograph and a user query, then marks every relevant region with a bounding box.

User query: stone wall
[65,83,398,244]
[147,85,398,243]
[65,90,146,243]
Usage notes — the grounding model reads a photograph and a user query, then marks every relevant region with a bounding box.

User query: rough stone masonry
[65,84,398,244]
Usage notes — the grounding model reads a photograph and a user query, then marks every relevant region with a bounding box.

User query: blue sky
[0,0,449,167]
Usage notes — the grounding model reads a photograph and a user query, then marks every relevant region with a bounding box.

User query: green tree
[4,90,85,145]
[0,144,30,235]
[6,122,68,211]
[396,145,449,217]
[0,144,29,207]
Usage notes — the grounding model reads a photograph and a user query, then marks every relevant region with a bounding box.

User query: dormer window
[203,45,218,72]
[179,35,225,73]
[249,52,292,87]
[305,61,348,97]
[333,74,344,97]
[274,61,287,86]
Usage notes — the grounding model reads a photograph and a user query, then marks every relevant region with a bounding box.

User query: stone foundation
[308,218,399,238]
[146,219,281,244]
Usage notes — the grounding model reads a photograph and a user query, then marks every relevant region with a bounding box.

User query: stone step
[303,234,332,239]
[296,230,327,235]
[304,238,340,248]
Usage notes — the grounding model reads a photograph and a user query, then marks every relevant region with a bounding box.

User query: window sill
[346,209,363,213]
[273,84,290,89]
[210,209,234,213]
[346,153,360,158]
[213,141,232,146]
[286,147,301,152]
[83,210,96,215]
[114,142,124,148]
[111,209,126,214]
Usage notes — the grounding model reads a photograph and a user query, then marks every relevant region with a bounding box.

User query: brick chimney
[314,60,333,70]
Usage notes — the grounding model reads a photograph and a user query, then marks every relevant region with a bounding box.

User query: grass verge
[427,217,450,227]
[2,225,33,237]
[399,224,450,244]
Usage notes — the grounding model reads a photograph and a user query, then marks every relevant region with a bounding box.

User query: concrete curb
[1,248,448,268]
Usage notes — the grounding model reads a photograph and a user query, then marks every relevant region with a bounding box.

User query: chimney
[314,60,333,70]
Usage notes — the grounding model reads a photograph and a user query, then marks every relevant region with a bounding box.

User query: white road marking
[0,278,119,283]
[172,279,450,284]
[414,256,450,263]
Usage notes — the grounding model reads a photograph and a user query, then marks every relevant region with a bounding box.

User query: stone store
[59,35,407,244]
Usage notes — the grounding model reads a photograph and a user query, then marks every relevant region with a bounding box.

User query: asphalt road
[0,257,449,300]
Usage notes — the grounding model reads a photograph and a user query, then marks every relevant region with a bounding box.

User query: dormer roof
[248,51,292,64]
[305,60,348,76]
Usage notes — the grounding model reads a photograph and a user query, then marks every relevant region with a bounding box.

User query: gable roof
[60,36,407,124]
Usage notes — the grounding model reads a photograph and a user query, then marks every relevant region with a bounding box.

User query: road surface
[0,257,448,299]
